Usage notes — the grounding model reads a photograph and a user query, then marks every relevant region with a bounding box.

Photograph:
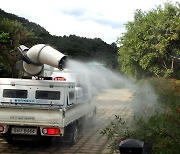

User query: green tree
[0,18,35,77]
[0,32,9,43]
[0,18,34,47]
[0,32,11,77]
[117,2,180,79]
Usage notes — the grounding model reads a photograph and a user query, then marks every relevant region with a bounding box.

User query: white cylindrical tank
[23,44,66,76]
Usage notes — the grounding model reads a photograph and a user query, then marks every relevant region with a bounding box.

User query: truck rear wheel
[64,122,78,145]
[70,122,78,145]
[3,133,14,144]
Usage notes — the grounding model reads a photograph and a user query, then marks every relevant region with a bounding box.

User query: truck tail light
[0,125,4,132]
[42,128,60,135]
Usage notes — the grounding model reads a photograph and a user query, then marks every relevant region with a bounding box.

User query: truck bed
[0,107,63,127]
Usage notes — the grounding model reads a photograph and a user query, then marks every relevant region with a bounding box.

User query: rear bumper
[0,124,65,137]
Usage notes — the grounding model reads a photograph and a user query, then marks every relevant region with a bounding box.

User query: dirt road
[0,89,134,154]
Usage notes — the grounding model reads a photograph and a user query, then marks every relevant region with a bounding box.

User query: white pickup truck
[0,44,96,144]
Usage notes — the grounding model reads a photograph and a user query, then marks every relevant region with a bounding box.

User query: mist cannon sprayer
[0,43,97,144]
[18,44,67,76]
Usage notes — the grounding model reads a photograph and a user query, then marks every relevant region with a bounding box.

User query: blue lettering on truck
[13,99,49,104]
[14,99,35,103]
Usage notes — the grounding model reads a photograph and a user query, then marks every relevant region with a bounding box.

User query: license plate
[11,127,37,135]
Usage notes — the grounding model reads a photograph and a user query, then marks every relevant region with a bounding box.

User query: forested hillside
[0,9,118,77]
[0,9,49,36]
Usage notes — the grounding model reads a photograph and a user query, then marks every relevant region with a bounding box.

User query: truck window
[3,89,27,98]
[35,90,60,100]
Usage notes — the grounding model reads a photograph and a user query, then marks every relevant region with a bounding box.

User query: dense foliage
[0,9,118,78]
[117,3,180,79]
[101,78,180,154]
[0,18,35,77]
[102,3,180,153]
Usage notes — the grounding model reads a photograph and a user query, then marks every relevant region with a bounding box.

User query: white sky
[0,0,177,44]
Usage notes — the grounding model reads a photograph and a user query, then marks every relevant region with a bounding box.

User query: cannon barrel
[21,44,66,76]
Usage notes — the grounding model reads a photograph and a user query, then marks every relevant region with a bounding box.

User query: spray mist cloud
[66,59,159,117]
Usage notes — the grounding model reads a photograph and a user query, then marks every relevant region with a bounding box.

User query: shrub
[101,78,180,153]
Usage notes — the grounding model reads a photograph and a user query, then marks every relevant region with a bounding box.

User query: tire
[64,122,79,145]
[3,133,14,144]
[70,122,78,145]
